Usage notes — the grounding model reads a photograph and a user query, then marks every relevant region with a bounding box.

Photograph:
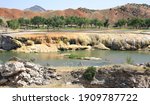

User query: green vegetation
[126,56,134,64]
[0,18,3,26]
[7,20,20,30]
[127,18,144,29]
[5,15,150,30]
[115,19,127,28]
[31,16,46,28]
[45,16,65,30]
[68,54,83,59]
[83,66,96,81]
[18,18,30,29]
[104,19,109,28]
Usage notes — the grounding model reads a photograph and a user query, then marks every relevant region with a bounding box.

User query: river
[0,50,149,67]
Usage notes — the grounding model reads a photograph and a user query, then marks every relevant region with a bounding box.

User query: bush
[126,56,134,64]
[7,20,20,30]
[83,66,96,81]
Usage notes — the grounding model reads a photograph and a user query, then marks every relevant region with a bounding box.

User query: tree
[46,16,65,30]
[89,19,103,28]
[144,18,150,29]
[0,18,3,26]
[97,20,103,28]
[7,20,20,30]
[76,17,86,28]
[115,19,127,28]
[65,16,78,27]
[127,18,144,29]
[45,18,52,31]
[31,16,46,28]
[92,19,99,28]
[104,19,109,28]
[18,18,30,29]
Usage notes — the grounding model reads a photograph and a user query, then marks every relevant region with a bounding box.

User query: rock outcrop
[71,64,150,88]
[0,57,59,87]
[0,35,22,50]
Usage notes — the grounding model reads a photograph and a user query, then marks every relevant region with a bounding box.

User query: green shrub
[68,54,82,59]
[126,56,134,64]
[83,66,96,81]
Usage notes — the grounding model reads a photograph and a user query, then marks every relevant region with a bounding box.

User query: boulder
[1,61,26,76]
[94,43,110,50]
[0,35,22,50]
[0,79,8,85]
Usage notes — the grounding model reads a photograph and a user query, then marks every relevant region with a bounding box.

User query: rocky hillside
[0,8,41,19]
[24,5,46,12]
[0,3,150,23]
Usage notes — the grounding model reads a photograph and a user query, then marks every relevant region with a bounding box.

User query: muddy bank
[1,31,150,52]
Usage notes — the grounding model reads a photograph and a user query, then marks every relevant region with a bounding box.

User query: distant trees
[4,16,150,30]
[45,16,65,30]
[127,18,144,29]
[115,18,150,29]
[145,18,150,28]
[89,19,103,28]
[18,18,30,29]
[0,19,3,26]
[7,20,20,30]
[104,19,109,28]
[31,16,46,28]
[115,19,127,28]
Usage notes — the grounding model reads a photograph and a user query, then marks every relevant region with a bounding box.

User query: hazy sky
[0,0,150,10]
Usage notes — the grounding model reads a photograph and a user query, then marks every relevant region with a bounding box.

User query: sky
[0,0,150,10]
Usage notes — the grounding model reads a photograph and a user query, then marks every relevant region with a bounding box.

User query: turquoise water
[0,50,149,67]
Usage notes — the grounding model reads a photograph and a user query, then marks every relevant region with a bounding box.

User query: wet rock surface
[0,57,59,87]
[71,64,150,88]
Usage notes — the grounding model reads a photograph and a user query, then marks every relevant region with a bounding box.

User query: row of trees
[1,16,150,30]
[4,16,108,30]
[115,18,150,29]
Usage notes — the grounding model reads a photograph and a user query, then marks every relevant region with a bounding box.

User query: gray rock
[34,77,43,85]
[1,61,26,76]
[56,76,62,80]
[72,79,80,84]
[42,80,50,85]
[91,78,105,85]
[0,79,8,84]
[0,58,60,87]
[17,80,28,87]
[21,72,31,82]
[24,62,36,68]
[28,69,40,77]
[66,82,72,85]
[0,35,22,50]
